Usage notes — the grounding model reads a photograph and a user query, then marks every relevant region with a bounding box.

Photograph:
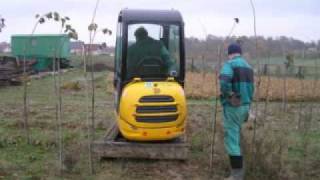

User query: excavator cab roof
[119,9,184,24]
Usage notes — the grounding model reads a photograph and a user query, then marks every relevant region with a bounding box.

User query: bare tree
[32,12,78,175]
[0,15,5,32]
[249,0,261,178]
[209,17,239,176]
[85,0,112,174]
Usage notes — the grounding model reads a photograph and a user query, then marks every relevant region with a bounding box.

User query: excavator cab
[113,9,187,141]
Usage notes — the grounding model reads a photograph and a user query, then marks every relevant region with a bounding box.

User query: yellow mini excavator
[94,9,188,160]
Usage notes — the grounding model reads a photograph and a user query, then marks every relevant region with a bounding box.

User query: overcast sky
[0,0,319,45]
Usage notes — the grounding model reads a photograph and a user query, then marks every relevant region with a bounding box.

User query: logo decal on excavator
[145,82,153,88]
[153,88,160,94]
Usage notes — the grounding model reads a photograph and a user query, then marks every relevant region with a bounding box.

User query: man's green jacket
[219,56,254,106]
[127,37,175,78]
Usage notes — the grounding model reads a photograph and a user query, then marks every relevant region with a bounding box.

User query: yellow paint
[117,80,187,141]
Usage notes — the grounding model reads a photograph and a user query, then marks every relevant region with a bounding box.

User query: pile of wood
[0,56,33,86]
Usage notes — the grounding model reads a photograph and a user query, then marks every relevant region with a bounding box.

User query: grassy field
[1,67,320,179]
[0,69,112,179]
[186,56,320,67]
[249,57,320,66]
[0,69,224,179]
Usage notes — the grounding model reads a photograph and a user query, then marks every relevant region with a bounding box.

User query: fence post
[191,58,194,72]
[263,64,268,75]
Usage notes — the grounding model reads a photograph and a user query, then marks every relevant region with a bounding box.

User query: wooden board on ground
[93,123,189,160]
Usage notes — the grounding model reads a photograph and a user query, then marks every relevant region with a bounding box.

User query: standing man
[219,43,254,180]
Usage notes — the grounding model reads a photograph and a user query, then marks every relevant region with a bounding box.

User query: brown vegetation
[185,72,320,101]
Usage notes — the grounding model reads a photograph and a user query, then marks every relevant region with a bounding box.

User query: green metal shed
[11,34,70,71]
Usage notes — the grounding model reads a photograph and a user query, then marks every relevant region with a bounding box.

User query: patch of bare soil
[86,63,114,72]
[94,103,229,180]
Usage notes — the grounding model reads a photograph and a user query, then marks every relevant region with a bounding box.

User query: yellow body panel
[117,80,187,141]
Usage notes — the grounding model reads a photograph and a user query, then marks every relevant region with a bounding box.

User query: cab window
[126,23,180,79]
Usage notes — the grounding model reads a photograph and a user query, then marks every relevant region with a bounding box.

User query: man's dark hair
[227,43,242,55]
[134,27,148,40]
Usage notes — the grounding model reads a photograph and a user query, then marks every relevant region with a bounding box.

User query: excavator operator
[127,26,176,78]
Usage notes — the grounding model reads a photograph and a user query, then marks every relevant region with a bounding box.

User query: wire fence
[186,58,320,78]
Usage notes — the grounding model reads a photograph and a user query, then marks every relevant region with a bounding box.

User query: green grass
[0,65,319,179]
[69,54,114,68]
[0,69,221,179]
[0,69,111,179]
[288,131,320,158]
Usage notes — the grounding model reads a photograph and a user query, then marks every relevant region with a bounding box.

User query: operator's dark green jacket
[127,36,175,78]
[219,56,254,106]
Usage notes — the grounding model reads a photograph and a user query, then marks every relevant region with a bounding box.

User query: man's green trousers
[223,105,250,156]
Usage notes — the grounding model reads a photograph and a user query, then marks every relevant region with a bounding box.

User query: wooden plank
[93,123,189,160]
[93,139,189,160]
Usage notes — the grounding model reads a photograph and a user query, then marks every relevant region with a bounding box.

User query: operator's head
[227,43,242,59]
[134,27,148,41]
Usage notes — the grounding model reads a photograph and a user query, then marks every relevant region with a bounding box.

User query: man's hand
[228,93,241,107]
[169,70,177,77]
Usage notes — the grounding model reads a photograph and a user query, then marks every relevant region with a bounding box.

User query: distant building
[70,41,85,55]
[84,44,102,55]
[0,42,10,53]
[69,41,114,56]
[307,47,317,53]
[85,43,114,56]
